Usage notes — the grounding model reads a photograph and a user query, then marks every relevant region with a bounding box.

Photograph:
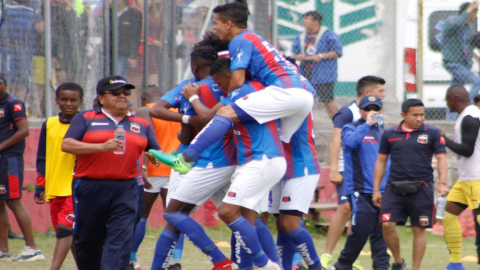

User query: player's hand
[307,55,322,62]
[188,115,206,130]
[142,172,153,190]
[329,170,343,185]
[181,83,200,100]
[128,58,137,68]
[102,139,123,152]
[373,191,382,207]
[295,54,308,61]
[437,183,449,197]
[366,111,378,126]
[34,192,45,204]
[145,152,160,166]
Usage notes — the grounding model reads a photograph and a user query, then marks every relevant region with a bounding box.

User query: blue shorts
[379,181,434,228]
[336,172,349,205]
[0,156,24,200]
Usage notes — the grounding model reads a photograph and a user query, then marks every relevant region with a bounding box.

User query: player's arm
[435,153,449,196]
[35,121,47,204]
[182,83,225,124]
[342,123,371,150]
[135,107,155,129]
[329,127,343,185]
[228,69,246,93]
[444,115,480,157]
[149,100,204,129]
[372,153,388,207]
[0,118,29,153]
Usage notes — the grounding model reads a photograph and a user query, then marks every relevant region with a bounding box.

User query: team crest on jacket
[419,215,429,226]
[130,123,140,133]
[417,134,428,144]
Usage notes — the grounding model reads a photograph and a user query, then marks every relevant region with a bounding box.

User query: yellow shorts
[447,179,480,209]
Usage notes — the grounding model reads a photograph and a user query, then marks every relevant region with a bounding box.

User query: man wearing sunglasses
[333,95,390,270]
[62,76,160,270]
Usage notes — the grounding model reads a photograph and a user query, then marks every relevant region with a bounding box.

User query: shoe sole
[16,254,45,262]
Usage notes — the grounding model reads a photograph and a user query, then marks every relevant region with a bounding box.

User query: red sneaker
[212,259,239,270]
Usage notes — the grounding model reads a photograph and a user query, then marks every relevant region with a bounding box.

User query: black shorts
[0,156,24,200]
[313,83,335,103]
[379,181,434,228]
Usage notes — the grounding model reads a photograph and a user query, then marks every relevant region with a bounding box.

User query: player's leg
[334,194,375,270]
[442,180,468,270]
[102,180,138,270]
[255,215,280,265]
[220,156,286,269]
[50,197,75,270]
[317,83,337,119]
[0,200,9,258]
[369,209,390,270]
[411,226,427,270]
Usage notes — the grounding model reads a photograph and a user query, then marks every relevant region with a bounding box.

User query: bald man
[441,85,480,270]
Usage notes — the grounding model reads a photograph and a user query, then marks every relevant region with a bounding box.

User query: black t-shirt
[0,93,27,157]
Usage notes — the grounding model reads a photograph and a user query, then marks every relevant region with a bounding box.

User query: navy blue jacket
[342,119,389,195]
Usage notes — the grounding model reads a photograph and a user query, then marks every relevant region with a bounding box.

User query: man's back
[441,11,473,67]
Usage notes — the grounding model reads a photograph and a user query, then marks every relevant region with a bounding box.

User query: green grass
[3,225,478,269]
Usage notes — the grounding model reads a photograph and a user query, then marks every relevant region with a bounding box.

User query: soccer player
[62,76,160,270]
[0,73,44,262]
[151,2,314,174]
[172,57,286,269]
[321,76,386,269]
[131,85,181,270]
[333,95,390,270]
[441,85,480,270]
[35,82,83,270]
[373,99,449,270]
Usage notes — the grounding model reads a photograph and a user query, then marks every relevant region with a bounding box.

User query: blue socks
[151,227,179,270]
[171,233,184,264]
[292,219,305,266]
[183,115,232,161]
[277,230,296,270]
[255,218,280,264]
[227,216,268,267]
[164,212,226,264]
[287,226,321,268]
[131,218,147,261]
[231,232,253,269]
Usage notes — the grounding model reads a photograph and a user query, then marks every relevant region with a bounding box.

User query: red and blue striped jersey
[221,81,284,165]
[64,108,160,180]
[186,77,237,168]
[229,30,314,94]
[283,113,321,180]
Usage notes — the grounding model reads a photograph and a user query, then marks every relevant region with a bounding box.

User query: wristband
[142,165,147,171]
[318,53,324,59]
[189,95,199,103]
[182,115,190,124]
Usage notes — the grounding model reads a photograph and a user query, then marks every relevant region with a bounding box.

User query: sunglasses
[363,106,381,112]
[103,89,132,96]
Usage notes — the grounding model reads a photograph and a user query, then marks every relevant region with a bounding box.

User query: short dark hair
[194,31,230,53]
[190,46,218,66]
[304,11,323,24]
[209,57,231,76]
[55,82,84,99]
[474,94,480,104]
[459,2,471,14]
[213,3,249,28]
[356,76,386,96]
[401,99,424,114]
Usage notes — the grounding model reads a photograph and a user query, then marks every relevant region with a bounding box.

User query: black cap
[359,95,382,109]
[0,73,7,84]
[96,76,135,95]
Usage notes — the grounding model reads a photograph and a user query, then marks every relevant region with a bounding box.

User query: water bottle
[114,124,126,155]
[373,114,384,126]
[436,194,446,219]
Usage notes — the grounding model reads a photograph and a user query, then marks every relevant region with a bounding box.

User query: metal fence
[0,0,476,120]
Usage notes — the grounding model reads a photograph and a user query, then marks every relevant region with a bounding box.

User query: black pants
[73,178,138,270]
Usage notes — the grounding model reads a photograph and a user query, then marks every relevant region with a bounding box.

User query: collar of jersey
[394,120,426,133]
[58,113,74,124]
[0,93,10,104]
[98,107,131,126]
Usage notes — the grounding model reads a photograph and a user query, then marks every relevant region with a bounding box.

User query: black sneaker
[391,259,407,270]
[127,260,135,270]
[168,263,182,270]
[8,228,24,240]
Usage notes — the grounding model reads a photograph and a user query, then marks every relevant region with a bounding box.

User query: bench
[309,184,338,226]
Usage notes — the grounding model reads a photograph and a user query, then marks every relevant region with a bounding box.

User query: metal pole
[170,2,176,88]
[104,0,110,77]
[416,0,424,100]
[112,0,119,75]
[271,0,278,47]
[143,0,149,87]
[160,0,172,91]
[44,0,52,117]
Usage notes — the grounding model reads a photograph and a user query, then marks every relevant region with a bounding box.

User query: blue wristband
[34,186,45,198]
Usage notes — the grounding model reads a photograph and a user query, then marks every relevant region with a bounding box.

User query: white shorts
[144,176,169,193]
[223,156,286,212]
[171,165,236,207]
[269,174,320,214]
[166,169,184,207]
[258,192,271,214]
[234,86,313,143]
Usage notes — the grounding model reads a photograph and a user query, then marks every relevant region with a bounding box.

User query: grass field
[3,225,479,270]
